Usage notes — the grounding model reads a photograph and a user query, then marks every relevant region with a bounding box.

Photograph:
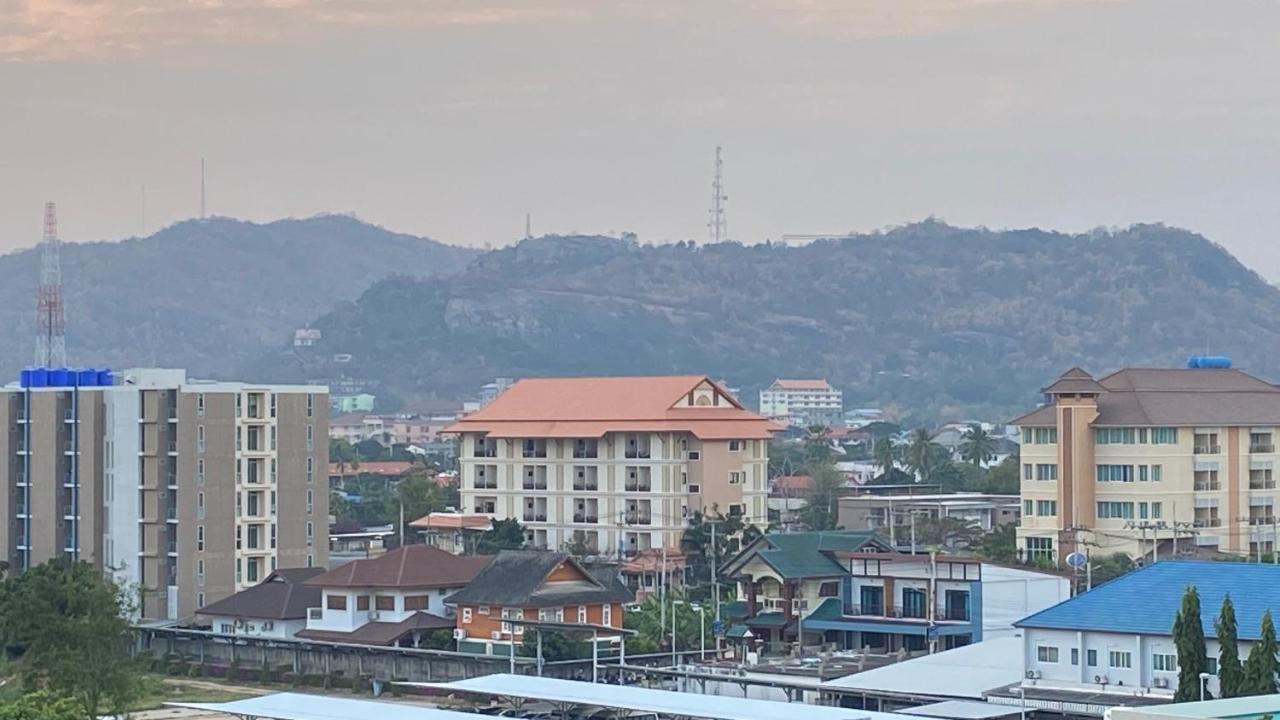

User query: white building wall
[980,564,1071,638]
[207,615,305,640]
[103,387,142,600]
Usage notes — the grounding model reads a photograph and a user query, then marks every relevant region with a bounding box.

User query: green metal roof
[754,531,888,579]
[722,599,749,620]
[744,611,789,628]
[725,624,752,639]
[804,597,843,622]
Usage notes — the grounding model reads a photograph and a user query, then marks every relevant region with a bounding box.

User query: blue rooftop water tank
[30,368,49,387]
[77,369,97,387]
[19,369,32,388]
[1187,356,1233,369]
[98,369,113,386]
[49,367,70,386]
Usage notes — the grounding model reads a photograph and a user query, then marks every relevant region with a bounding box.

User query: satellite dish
[1066,552,1088,569]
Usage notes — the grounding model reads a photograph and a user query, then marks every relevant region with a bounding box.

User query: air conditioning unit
[368,610,380,620]
[1095,675,1109,685]
[1025,670,1041,679]
[453,628,467,640]
[1154,677,1169,689]
[490,630,503,640]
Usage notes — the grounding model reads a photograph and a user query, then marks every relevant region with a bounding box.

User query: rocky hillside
[262,221,1280,420]
[0,215,478,379]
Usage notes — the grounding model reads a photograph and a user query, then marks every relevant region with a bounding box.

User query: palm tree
[802,425,834,470]
[872,437,897,480]
[959,424,996,467]
[905,428,940,483]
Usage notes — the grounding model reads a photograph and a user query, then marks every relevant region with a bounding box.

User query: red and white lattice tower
[35,202,66,367]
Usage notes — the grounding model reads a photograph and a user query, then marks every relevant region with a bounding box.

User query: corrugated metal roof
[1015,560,1280,640]
[169,692,491,720]
[821,636,1024,699]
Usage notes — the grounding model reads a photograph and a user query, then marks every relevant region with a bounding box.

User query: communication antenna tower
[35,202,67,367]
[707,146,727,243]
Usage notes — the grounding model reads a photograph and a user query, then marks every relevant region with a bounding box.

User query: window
[479,606,490,615]
[306,521,314,546]
[270,458,277,484]
[270,393,277,418]
[376,595,395,611]
[1071,648,1079,665]
[578,605,587,624]
[1151,427,1178,444]
[198,592,205,607]
[197,458,205,485]
[1139,465,1149,482]
[1139,428,1148,443]
[688,451,701,461]
[270,426,277,451]
[1097,465,1135,482]
[1109,650,1132,669]
[306,457,314,484]
[728,471,744,485]
[196,525,205,552]
[356,595,370,611]
[306,425,314,451]
[1207,657,1219,675]
[1024,500,1034,516]
[539,608,564,622]
[306,393,314,417]
[1195,432,1220,454]
[462,607,472,624]
[1036,464,1058,481]
[1140,502,1149,520]
[1097,501,1135,519]
[1095,428,1136,445]
[1025,537,1054,562]
[1152,464,1163,482]
[819,581,840,597]
[1152,502,1163,519]
[306,489,313,514]
[197,492,205,520]
[1037,646,1060,663]
[197,559,205,586]
[1153,653,1178,672]
[405,595,429,611]
[327,594,347,610]
[1028,427,1058,444]
[728,440,744,452]
[1037,500,1057,516]
[197,425,205,453]
[1023,464,1033,481]
[196,393,205,417]
[1087,649,1098,666]
[602,604,612,626]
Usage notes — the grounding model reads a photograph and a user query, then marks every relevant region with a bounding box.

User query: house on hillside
[196,567,324,640]
[721,531,1068,655]
[1001,561,1280,712]
[296,545,492,647]
[445,550,634,655]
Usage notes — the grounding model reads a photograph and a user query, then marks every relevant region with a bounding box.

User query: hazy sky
[3,0,1280,278]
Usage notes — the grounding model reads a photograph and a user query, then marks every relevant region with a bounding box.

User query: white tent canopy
[413,673,922,720]
[169,692,495,720]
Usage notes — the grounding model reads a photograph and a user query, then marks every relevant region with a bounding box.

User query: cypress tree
[1218,594,1245,698]
[1243,610,1279,695]
[1174,586,1211,702]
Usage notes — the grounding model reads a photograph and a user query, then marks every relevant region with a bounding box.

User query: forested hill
[259,221,1280,420]
[0,215,479,379]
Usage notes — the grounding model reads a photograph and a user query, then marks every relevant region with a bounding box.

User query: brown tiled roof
[305,545,493,590]
[295,611,453,646]
[445,376,780,440]
[1015,367,1280,426]
[621,550,687,574]
[327,461,414,477]
[408,512,492,531]
[1042,367,1105,395]
[196,567,325,620]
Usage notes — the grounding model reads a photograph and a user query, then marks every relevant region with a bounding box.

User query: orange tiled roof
[445,375,780,440]
[327,461,415,477]
[409,512,492,531]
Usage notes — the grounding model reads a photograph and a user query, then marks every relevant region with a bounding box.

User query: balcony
[573,513,599,524]
[943,606,971,621]
[1194,480,1222,492]
[1194,517,1223,528]
[62,505,77,520]
[624,511,652,525]
[166,506,178,522]
[1253,444,1276,454]
[167,540,177,555]
[1194,445,1222,455]
[1249,515,1276,526]
[521,441,548,459]
[522,512,547,522]
[572,441,599,459]
[849,604,928,620]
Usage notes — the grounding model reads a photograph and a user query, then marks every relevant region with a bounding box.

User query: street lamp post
[1012,686,1026,720]
[671,599,682,668]
[691,603,706,661]
[1199,672,1211,701]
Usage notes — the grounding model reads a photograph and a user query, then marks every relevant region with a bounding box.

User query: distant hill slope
[0,215,478,379]
[262,221,1280,420]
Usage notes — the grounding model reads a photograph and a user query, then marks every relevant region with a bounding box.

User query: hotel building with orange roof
[446,375,778,555]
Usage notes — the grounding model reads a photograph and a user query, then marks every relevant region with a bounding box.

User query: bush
[187,662,201,678]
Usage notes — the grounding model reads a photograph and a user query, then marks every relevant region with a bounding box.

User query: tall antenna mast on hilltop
[35,202,67,367]
[200,157,207,220]
[708,145,728,243]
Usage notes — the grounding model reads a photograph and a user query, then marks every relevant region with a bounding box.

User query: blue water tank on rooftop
[30,368,49,387]
[78,369,97,387]
[98,369,114,386]
[49,368,70,386]
[19,369,32,388]
[1187,356,1233,369]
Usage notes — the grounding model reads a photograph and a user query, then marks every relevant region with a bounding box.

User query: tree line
[1174,587,1277,701]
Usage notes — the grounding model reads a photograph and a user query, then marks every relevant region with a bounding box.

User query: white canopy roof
[169,692,491,720]
[415,674,919,720]
[821,637,1024,700]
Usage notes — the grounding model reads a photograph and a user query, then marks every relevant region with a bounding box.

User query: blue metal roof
[1016,561,1280,640]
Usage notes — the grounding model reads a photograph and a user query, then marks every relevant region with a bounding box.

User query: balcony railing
[1194,517,1223,528]
[1194,444,1222,455]
[1251,479,1277,490]
[1249,516,1276,526]
[572,448,598,459]
[624,481,652,492]
[624,449,652,459]
[943,606,971,621]
[573,513,599,524]
[1252,444,1276,453]
[624,512,652,525]
[522,481,548,490]
[848,604,929,620]
[1194,481,1221,491]
[573,482,599,492]
[523,512,547,522]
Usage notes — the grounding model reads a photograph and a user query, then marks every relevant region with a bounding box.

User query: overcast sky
[3,0,1280,278]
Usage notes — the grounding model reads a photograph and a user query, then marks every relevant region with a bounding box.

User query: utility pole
[711,520,722,657]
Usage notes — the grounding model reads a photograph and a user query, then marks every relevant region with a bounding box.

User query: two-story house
[295,545,492,647]
[1014,364,1280,563]
[722,531,1069,655]
[1006,561,1280,713]
[445,549,634,655]
[447,375,778,555]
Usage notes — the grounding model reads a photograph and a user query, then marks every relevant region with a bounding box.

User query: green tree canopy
[978,524,1017,563]
[1217,594,1245,698]
[1173,585,1211,702]
[473,518,526,555]
[958,424,996,467]
[985,455,1020,494]
[872,437,897,479]
[798,467,845,531]
[904,428,943,483]
[1089,554,1137,585]
[1243,610,1279,695]
[0,691,85,720]
[0,559,144,720]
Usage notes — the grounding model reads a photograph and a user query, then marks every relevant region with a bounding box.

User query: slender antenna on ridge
[707,146,727,243]
[35,202,66,367]
[200,157,207,220]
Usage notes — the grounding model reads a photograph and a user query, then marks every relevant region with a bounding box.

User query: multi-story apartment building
[0,368,328,621]
[758,379,843,427]
[447,375,776,555]
[1014,365,1280,563]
